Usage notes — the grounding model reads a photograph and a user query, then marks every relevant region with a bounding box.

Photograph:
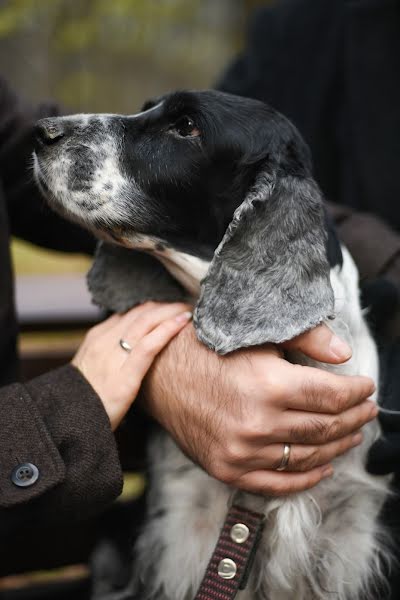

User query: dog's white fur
[120,232,209,297]
[133,245,390,600]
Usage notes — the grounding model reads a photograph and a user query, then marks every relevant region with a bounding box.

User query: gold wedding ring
[276,443,291,471]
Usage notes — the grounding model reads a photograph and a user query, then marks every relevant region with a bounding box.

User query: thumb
[282,323,352,364]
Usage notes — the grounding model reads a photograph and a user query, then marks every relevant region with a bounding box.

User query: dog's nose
[35,118,65,146]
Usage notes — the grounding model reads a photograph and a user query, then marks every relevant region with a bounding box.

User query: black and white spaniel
[33,90,390,600]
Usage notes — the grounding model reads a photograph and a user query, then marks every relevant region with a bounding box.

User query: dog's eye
[173,116,200,138]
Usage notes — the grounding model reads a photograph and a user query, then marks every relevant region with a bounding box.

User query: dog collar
[194,504,265,600]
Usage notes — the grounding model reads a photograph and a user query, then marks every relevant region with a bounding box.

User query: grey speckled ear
[194,174,335,354]
[88,242,186,313]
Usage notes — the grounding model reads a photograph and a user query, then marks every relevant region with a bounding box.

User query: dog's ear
[140,96,161,112]
[88,242,186,313]
[194,172,335,354]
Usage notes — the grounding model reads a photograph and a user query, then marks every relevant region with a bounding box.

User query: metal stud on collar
[194,505,265,600]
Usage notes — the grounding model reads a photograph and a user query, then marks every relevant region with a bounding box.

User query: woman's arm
[0,302,191,528]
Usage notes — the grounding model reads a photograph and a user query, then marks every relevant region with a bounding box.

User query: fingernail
[329,335,352,360]
[321,465,334,478]
[351,432,363,446]
[175,311,192,323]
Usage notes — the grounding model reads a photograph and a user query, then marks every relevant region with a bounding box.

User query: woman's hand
[143,323,377,496]
[72,302,192,430]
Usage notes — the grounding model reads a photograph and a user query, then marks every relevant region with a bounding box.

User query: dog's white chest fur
[120,232,210,296]
[154,249,209,297]
[132,244,390,600]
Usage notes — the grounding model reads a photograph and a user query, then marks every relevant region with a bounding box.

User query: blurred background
[0,0,253,112]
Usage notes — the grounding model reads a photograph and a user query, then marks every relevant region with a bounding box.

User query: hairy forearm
[142,324,229,468]
[142,323,376,496]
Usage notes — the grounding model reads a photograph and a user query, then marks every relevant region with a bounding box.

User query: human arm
[0,76,95,253]
[0,302,190,519]
[142,323,377,496]
[327,202,400,292]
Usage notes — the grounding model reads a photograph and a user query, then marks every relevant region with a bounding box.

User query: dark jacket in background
[218,0,400,288]
[0,78,122,532]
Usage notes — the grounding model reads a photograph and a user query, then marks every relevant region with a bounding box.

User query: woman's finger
[115,302,191,347]
[122,311,192,380]
[271,400,377,445]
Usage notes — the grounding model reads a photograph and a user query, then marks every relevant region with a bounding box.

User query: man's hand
[142,324,377,496]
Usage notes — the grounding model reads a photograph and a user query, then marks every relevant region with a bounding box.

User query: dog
[33,90,390,600]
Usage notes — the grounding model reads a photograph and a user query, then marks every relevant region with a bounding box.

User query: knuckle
[210,462,237,486]
[263,371,286,400]
[295,447,320,471]
[303,378,324,412]
[139,338,156,356]
[330,387,349,413]
[289,423,309,443]
[152,322,170,339]
[138,314,155,330]
[244,419,270,442]
[290,418,327,443]
[325,417,343,440]
[224,441,246,466]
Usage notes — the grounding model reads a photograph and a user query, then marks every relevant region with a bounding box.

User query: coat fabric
[0,77,122,532]
[217,0,400,329]
[218,0,400,232]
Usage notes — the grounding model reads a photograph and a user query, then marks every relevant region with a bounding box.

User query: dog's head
[33,90,337,353]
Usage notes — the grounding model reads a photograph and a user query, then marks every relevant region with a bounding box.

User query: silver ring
[119,339,132,353]
[276,443,291,471]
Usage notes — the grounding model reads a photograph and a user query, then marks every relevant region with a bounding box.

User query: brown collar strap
[194,504,265,600]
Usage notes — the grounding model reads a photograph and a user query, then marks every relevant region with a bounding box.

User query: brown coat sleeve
[0,364,123,519]
[327,202,400,288]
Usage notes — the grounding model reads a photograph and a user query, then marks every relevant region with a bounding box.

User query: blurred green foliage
[0,0,247,113]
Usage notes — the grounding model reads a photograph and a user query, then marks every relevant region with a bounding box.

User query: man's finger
[283,323,352,364]
[234,432,362,472]
[235,464,334,496]
[285,367,376,413]
[278,401,378,445]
